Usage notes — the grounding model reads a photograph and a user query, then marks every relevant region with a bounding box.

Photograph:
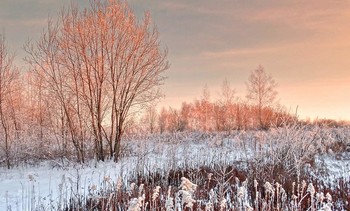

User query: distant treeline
[141,99,295,133]
[138,102,349,134]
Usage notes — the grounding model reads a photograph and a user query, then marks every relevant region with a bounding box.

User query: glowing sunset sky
[1,0,350,120]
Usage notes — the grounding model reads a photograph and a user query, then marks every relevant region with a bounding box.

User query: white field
[0,128,349,210]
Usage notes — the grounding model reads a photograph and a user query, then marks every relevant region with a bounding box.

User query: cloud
[201,47,279,59]
[243,1,350,32]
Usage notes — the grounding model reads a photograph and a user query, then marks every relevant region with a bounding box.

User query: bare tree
[167,107,186,132]
[179,102,191,131]
[158,107,168,134]
[200,84,212,131]
[0,35,19,168]
[218,78,236,131]
[219,78,235,106]
[25,18,88,162]
[25,0,168,162]
[143,102,158,134]
[246,65,277,129]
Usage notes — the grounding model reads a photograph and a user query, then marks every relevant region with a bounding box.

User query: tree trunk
[0,106,10,169]
[113,127,123,162]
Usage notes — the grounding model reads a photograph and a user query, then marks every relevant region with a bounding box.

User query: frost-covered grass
[0,132,247,210]
[83,171,336,210]
[0,125,349,210]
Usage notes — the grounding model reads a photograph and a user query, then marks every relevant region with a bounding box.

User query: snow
[0,133,246,210]
[313,152,350,185]
[0,130,348,210]
[0,161,120,210]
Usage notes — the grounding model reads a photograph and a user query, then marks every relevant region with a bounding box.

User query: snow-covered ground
[0,130,349,210]
[0,134,245,210]
[0,161,120,210]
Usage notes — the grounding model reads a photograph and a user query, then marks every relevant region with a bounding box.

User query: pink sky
[1,0,350,120]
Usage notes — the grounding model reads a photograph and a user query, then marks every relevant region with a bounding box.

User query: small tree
[200,84,212,131]
[218,78,236,131]
[219,78,235,106]
[158,107,168,134]
[0,35,19,168]
[143,102,158,134]
[246,65,277,129]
